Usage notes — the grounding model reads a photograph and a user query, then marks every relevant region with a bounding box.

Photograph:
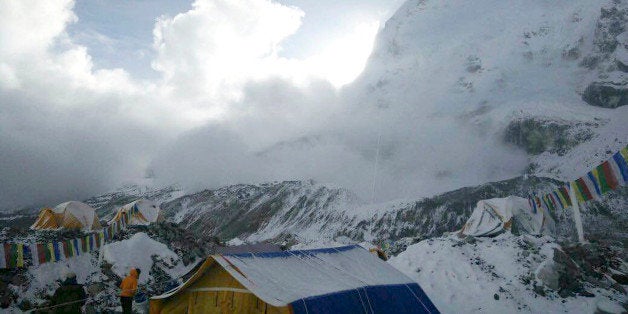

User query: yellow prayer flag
[16,244,24,268]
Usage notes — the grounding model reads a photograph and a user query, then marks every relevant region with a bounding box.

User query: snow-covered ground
[389,234,626,313]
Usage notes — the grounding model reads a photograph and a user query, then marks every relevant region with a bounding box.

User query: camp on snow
[109,199,164,226]
[31,201,102,231]
[460,196,555,237]
[150,245,438,314]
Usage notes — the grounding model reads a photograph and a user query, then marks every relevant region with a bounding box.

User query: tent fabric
[461,196,554,237]
[31,201,101,231]
[215,242,282,255]
[152,245,438,314]
[109,199,163,226]
[291,284,439,314]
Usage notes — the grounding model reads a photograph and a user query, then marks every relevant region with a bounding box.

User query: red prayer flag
[576,178,593,200]
[601,160,619,191]
[37,243,46,264]
[62,241,70,258]
[3,243,11,268]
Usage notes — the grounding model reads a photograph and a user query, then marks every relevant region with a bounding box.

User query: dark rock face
[504,118,595,156]
[582,82,628,108]
[552,248,582,297]
[579,2,627,109]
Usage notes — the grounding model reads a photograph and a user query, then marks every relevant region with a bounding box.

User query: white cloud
[0,0,177,209]
[151,0,305,106]
[0,0,541,209]
[299,21,381,87]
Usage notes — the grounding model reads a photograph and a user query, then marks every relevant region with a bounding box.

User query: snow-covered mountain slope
[161,177,627,246]
[332,0,628,199]
[84,184,185,219]
[160,180,363,242]
[389,234,627,313]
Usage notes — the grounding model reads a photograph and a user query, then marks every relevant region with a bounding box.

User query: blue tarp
[290,283,439,314]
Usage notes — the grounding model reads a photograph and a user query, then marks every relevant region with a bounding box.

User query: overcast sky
[0,0,406,210]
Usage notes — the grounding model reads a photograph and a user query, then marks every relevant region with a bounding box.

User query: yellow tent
[150,245,439,314]
[150,257,290,314]
[31,201,102,231]
[109,199,163,226]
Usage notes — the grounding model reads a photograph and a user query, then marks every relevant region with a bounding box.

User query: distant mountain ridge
[159,177,626,247]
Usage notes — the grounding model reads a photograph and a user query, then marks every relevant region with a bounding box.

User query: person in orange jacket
[119,268,141,314]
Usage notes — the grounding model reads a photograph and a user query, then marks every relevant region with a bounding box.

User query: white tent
[461,196,555,237]
[109,199,163,226]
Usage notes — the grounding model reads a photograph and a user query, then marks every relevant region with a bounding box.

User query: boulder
[535,249,582,296]
[582,82,627,108]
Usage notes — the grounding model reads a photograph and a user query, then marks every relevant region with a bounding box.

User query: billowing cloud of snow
[5,0,622,209]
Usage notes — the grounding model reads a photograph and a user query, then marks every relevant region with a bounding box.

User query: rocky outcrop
[504,118,595,156]
[536,241,627,298]
[580,2,628,108]
[582,82,628,108]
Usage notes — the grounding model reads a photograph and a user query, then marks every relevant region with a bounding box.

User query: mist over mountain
[151,0,627,202]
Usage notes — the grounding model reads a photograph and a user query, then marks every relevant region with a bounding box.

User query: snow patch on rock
[102,232,184,284]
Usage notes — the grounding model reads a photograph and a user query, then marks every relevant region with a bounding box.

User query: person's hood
[129,268,138,278]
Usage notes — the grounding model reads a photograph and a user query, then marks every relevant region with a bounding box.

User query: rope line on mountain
[0,207,138,269]
[526,144,627,213]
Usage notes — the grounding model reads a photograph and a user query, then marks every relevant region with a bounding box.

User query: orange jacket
[120,268,139,297]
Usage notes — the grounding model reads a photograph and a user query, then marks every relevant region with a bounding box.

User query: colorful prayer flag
[36,243,46,264]
[7,244,17,268]
[23,244,34,267]
[73,238,80,256]
[528,198,536,214]
[597,161,618,193]
[5,243,17,268]
[0,244,6,269]
[547,193,558,211]
[535,196,542,211]
[611,152,628,185]
[551,191,563,210]
[570,181,584,203]
[541,195,551,212]
[89,234,95,251]
[45,243,55,262]
[558,186,572,207]
[575,178,593,201]
[16,244,24,268]
[81,237,87,253]
[53,242,62,261]
[30,243,39,267]
[587,171,602,197]
[63,240,71,258]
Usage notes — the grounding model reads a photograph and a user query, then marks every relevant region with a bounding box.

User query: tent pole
[568,184,585,243]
